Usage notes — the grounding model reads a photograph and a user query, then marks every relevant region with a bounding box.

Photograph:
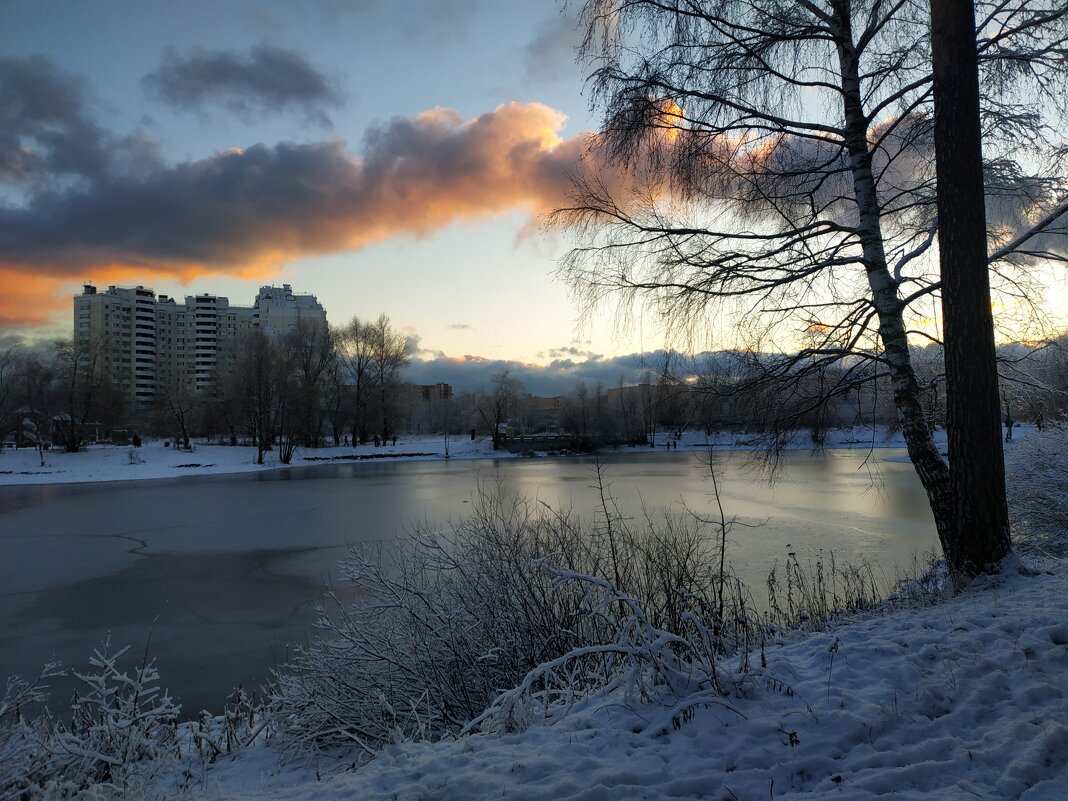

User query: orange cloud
[10,97,1049,335]
[1,102,619,329]
[0,99,916,331]
[4,109,587,257]
[0,262,231,328]
[0,91,917,327]
[0,269,72,327]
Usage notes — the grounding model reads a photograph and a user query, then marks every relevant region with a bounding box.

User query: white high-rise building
[74,283,327,408]
[253,284,330,334]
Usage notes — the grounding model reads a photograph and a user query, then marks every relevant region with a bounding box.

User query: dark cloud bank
[404,348,714,396]
[143,44,344,124]
[0,54,587,285]
[0,56,160,187]
[4,46,1063,329]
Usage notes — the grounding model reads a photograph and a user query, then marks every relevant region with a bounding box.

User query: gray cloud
[447,323,471,330]
[523,8,584,85]
[544,345,601,361]
[404,349,689,396]
[1,140,357,271]
[0,56,116,185]
[143,45,344,125]
[0,55,164,207]
[0,100,587,281]
[404,333,446,360]
[303,0,480,47]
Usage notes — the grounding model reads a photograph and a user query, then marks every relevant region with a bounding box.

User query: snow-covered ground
[0,426,963,486]
[191,557,1067,801]
[0,435,497,486]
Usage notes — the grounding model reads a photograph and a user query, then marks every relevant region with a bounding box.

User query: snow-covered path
[195,561,1067,801]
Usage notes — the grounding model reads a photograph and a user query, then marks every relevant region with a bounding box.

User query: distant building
[75,283,327,407]
[419,383,453,401]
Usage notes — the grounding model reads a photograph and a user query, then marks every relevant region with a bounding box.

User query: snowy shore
[194,556,1067,801]
[0,426,960,487]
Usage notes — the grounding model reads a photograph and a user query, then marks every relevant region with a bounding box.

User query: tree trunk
[833,1,954,555]
[930,0,1012,576]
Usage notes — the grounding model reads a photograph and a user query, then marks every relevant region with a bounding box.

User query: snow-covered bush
[466,569,735,736]
[189,686,266,765]
[55,641,181,793]
[268,480,747,762]
[0,663,63,801]
[268,472,913,763]
[0,642,181,800]
[1006,425,1068,556]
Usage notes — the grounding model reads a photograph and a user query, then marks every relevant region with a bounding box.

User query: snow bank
[1006,424,1068,556]
[0,425,953,487]
[0,436,504,486]
[194,561,1067,800]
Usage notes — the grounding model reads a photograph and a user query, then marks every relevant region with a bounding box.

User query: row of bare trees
[4,333,1067,458]
[0,313,413,458]
[570,349,1068,452]
[0,339,126,454]
[200,314,412,464]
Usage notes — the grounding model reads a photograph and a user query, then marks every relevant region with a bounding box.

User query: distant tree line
[3,329,1068,456]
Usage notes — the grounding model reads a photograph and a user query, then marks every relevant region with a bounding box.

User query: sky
[4,1,1066,395]
[0,0,684,389]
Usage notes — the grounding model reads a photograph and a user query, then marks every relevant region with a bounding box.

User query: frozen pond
[0,449,935,714]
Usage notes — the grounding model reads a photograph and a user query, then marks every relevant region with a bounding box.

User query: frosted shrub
[55,641,181,793]
[0,663,62,801]
[268,473,898,762]
[269,487,606,761]
[0,641,181,800]
[466,569,735,736]
[268,481,742,762]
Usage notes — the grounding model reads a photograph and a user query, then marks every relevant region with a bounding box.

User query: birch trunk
[832,1,954,556]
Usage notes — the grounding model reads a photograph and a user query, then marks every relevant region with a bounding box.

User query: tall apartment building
[418,383,453,401]
[74,283,327,408]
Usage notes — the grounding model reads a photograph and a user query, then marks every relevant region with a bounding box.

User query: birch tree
[284,318,334,447]
[560,0,1068,579]
[477,370,520,450]
[367,313,410,442]
[336,317,376,443]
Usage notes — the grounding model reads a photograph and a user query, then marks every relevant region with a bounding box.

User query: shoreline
[0,425,974,488]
